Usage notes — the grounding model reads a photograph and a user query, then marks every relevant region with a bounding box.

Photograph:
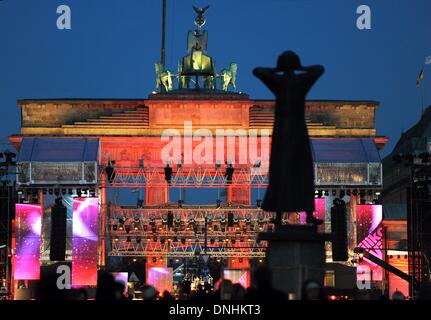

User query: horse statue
[204,75,216,90]
[178,62,191,89]
[220,63,237,92]
[155,62,173,92]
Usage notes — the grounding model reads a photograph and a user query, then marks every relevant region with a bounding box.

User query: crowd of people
[31,265,431,301]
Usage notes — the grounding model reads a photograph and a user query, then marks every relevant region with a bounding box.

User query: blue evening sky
[1,0,431,158]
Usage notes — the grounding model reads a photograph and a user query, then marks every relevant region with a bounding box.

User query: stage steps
[64,105,149,128]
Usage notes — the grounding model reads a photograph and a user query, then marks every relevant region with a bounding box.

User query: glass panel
[315,163,368,186]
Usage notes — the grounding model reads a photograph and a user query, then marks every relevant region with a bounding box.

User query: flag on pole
[417,69,424,88]
[425,56,431,65]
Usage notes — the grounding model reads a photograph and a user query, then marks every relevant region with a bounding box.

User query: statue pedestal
[258,225,332,299]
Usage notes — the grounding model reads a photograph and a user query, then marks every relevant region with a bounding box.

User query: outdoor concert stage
[7,90,387,296]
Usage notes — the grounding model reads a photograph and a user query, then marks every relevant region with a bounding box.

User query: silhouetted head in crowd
[301,280,325,300]
[96,271,125,300]
[141,284,158,300]
[419,282,431,300]
[162,290,174,301]
[254,266,273,289]
[231,283,246,300]
[392,290,406,300]
[38,271,64,300]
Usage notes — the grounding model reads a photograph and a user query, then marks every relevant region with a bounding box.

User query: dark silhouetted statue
[253,51,324,227]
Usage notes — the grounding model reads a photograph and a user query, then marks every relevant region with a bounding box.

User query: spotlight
[126,236,131,242]
[215,161,222,169]
[225,163,234,183]
[164,163,173,183]
[162,213,168,223]
[188,214,195,224]
[220,213,226,224]
[125,226,131,233]
[245,214,251,224]
[150,214,156,224]
[339,190,345,198]
[105,160,116,184]
[233,214,239,223]
[256,199,262,208]
[216,199,221,208]
[152,257,157,263]
[139,159,145,168]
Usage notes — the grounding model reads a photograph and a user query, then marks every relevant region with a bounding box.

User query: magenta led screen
[14,204,42,280]
[72,197,99,286]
